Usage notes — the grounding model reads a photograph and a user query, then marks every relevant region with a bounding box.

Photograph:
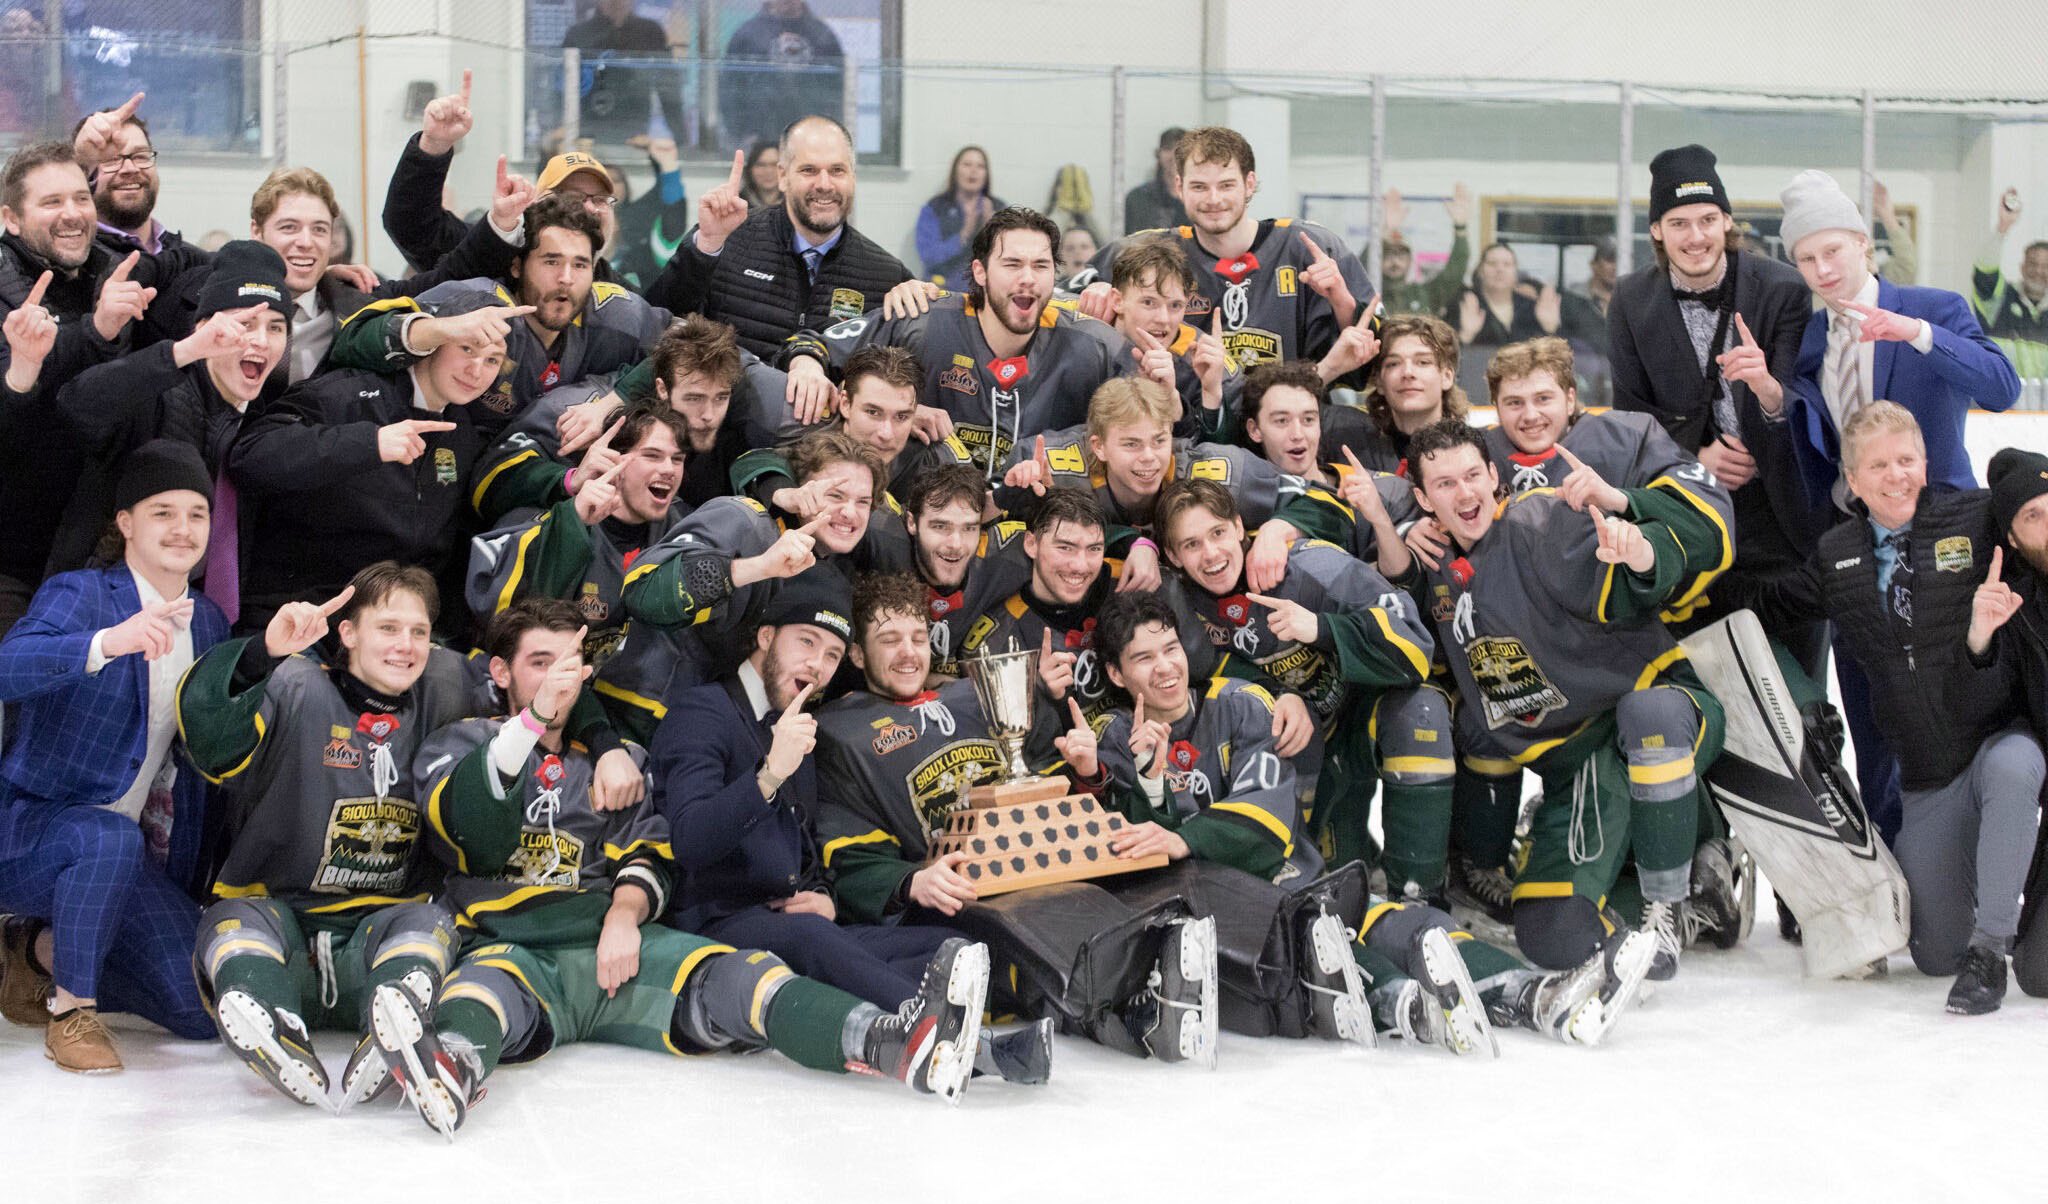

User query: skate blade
[931,944,989,1106]
[1419,929,1498,1059]
[1598,930,1657,1034]
[337,1042,393,1112]
[372,986,457,1139]
[217,992,336,1112]
[1309,914,1375,1050]
[1180,917,1220,1070]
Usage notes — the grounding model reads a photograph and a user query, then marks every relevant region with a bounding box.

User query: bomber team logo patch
[1467,636,1569,730]
[1934,536,1973,573]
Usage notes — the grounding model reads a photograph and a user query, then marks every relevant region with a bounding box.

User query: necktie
[1885,531,1913,626]
[802,248,822,281]
[202,469,240,624]
[1828,316,1865,419]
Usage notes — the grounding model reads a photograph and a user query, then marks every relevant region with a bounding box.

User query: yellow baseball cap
[538,151,613,195]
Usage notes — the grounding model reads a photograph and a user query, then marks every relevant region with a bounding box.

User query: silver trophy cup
[966,639,1040,785]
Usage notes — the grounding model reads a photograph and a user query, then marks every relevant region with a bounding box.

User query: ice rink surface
[4,901,2044,1204]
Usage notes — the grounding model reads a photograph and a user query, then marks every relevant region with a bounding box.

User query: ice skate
[340,970,432,1110]
[1445,853,1515,931]
[1300,904,1374,1048]
[1687,837,1752,950]
[1410,927,1497,1057]
[372,981,483,1140]
[1640,899,1683,981]
[1142,915,1218,1067]
[213,989,333,1110]
[863,937,987,1104]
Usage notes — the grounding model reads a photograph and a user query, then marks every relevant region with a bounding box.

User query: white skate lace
[1511,463,1549,493]
[1567,756,1605,866]
[314,930,338,1010]
[1145,968,1206,1014]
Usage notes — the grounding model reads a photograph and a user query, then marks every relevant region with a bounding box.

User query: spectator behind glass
[1045,163,1098,245]
[1448,241,1560,398]
[913,146,1000,287]
[1124,126,1186,235]
[739,138,782,210]
[1971,187,2048,379]
[563,0,688,149]
[720,0,846,149]
[1058,225,1098,283]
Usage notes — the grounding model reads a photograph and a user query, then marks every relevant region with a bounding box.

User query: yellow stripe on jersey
[1211,801,1295,854]
[821,829,900,868]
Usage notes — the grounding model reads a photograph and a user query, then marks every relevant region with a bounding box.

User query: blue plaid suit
[0,567,227,1036]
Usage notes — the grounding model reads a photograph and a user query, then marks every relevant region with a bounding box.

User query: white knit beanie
[1779,170,1866,256]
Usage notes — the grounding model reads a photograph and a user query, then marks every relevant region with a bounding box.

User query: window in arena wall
[525,0,901,163]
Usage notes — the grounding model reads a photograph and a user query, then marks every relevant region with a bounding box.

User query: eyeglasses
[106,150,158,169]
[560,191,619,209]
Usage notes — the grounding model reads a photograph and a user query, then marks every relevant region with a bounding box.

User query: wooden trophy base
[930,774,1169,896]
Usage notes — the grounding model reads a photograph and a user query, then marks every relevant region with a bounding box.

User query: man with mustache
[330,196,667,441]
[1607,145,1820,672]
[1075,126,1377,372]
[787,207,1128,477]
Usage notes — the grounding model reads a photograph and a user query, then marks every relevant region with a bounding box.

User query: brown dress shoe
[46,1007,123,1074]
[0,919,51,1026]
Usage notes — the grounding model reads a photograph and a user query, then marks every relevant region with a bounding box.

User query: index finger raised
[112,91,144,121]
[316,585,357,616]
[1244,592,1285,609]
[594,413,627,449]
[1987,544,2004,584]
[24,270,50,308]
[107,250,139,283]
[727,148,745,190]
[784,681,817,715]
[1297,231,1331,262]
[458,68,472,104]
[1734,312,1759,348]
[1555,444,1588,471]
[413,420,459,433]
[796,512,832,537]
[1341,444,1367,473]
[1068,696,1088,729]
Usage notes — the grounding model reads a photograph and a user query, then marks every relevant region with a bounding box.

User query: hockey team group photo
[2,2,2047,1200]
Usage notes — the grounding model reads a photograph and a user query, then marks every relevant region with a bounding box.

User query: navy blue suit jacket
[0,566,230,892]
[1783,278,2020,529]
[654,676,826,932]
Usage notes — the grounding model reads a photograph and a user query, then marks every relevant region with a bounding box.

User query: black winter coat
[642,202,909,362]
[1716,487,2017,791]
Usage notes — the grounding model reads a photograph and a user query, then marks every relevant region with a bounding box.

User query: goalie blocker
[1678,610,1911,977]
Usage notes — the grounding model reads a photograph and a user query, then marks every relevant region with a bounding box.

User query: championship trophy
[926,641,1168,896]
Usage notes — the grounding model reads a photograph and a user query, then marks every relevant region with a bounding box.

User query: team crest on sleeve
[1934,536,1973,573]
[576,582,610,622]
[871,719,917,757]
[434,447,459,486]
[939,364,976,394]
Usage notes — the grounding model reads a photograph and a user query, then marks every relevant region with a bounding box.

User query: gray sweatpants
[1894,726,2044,976]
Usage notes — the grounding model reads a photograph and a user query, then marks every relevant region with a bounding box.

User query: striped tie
[1828,315,1864,419]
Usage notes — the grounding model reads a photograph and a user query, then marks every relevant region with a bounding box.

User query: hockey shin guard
[1617,687,1702,903]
